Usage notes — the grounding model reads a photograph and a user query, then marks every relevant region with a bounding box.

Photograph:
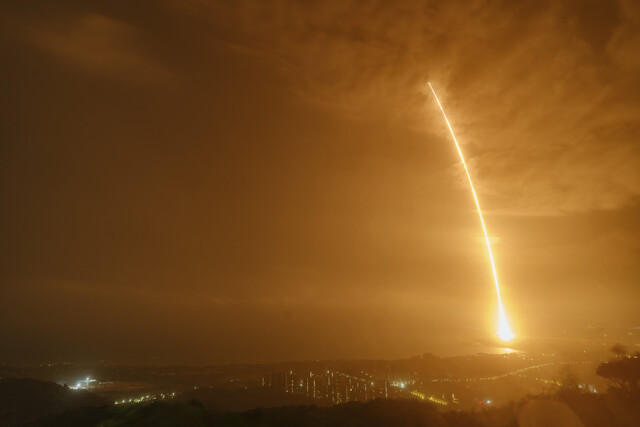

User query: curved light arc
[428,82,514,341]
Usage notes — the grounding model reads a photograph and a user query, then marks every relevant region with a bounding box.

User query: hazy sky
[1,0,639,363]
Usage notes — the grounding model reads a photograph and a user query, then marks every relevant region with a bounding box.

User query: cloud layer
[171,0,640,215]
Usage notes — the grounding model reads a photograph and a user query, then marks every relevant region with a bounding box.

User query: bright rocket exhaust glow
[427,82,515,342]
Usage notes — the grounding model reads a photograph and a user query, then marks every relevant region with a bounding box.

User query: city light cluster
[114,392,176,405]
[69,377,98,390]
[263,369,393,404]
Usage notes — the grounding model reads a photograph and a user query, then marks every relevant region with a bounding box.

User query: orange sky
[0,0,639,363]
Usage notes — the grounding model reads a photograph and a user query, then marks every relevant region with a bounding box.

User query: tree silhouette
[596,354,640,395]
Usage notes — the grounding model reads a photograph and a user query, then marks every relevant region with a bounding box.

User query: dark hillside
[0,378,107,426]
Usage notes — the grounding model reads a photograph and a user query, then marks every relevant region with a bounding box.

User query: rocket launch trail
[427,82,515,342]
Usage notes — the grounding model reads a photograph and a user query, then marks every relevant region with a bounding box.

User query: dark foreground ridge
[27,394,640,427]
[0,378,107,426]
[1,380,636,427]
[29,399,480,427]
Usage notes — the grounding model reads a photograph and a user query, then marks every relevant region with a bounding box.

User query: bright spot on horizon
[497,304,515,342]
[498,309,515,342]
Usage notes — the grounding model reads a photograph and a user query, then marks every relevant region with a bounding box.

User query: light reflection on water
[421,337,524,357]
[465,345,521,355]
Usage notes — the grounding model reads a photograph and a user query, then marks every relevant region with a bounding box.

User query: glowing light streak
[427,82,515,342]
[410,390,449,405]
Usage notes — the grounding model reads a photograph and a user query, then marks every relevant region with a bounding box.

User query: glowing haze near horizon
[0,0,639,364]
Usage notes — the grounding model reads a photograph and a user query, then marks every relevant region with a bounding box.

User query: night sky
[1,0,639,363]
